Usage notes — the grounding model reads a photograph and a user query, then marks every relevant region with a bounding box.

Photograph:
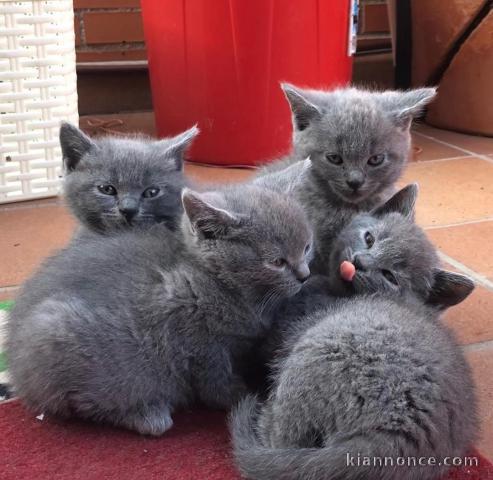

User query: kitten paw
[122,406,174,436]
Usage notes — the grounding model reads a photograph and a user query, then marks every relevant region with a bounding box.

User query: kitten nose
[295,263,310,283]
[119,198,139,219]
[353,254,370,271]
[346,172,364,191]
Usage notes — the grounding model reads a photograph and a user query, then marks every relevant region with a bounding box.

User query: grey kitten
[60,122,198,233]
[261,84,437,272]
[6,161,313,436]
[258,184,433,355]
[245,184,436,388]
[230,187,477,480]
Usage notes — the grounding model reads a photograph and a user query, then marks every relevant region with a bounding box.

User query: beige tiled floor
[400,157,493,227]
[428,223,493,281]
[407,127,493,461]
[1,124,493,460]
[411,131,467,161]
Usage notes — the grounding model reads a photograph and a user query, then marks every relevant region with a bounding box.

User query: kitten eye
[325,153,343,165]
[304,244,311,255]
[382,269,398,286]
[367,154,385,166]
[143,187,160,198]
[364,231,375,248]
[97,184,117,196]
[270,258,287,269]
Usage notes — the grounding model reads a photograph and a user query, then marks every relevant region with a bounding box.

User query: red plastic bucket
[141,0,354,166]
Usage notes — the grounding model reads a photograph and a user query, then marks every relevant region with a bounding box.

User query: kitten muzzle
[294,263,310,283]
[118,198,139,221]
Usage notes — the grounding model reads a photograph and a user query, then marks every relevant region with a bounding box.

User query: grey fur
[258,184,435,362]
[6,176,312,436]
[60,123,198,233]
[230,186,477,480]
[253,157,312,195]
[260,85,437,272]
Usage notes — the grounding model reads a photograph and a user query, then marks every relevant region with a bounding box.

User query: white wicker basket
[0,0,78,203]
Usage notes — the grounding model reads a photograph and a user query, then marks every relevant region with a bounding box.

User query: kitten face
[330,212,438,297]
[329,184,439,299]
[282,85,436,204]
[61,124,198,233]
[182,185,313,307]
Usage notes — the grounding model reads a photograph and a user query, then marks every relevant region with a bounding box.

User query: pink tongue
[340,261,356,282]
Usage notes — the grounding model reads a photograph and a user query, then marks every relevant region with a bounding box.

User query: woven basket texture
[0,0,78,203]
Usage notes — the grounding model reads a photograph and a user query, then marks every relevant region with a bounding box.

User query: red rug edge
[1,399,492,480]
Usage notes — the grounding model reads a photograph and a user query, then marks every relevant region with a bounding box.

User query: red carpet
[1,400,492,479]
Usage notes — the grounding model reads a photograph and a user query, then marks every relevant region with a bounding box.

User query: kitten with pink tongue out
[256,183,470,363]
[326,183,436,298]
[231,183,476,480]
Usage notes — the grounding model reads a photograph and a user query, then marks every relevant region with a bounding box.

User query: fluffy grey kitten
[6,160,313,436]
[231,185,477,480]
[257,184,431,358]
[243,184,432,389]
[261,84,437,272]
[60,123,198,233]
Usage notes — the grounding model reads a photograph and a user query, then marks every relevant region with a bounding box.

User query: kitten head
[181,179,313,309]
[60,123,198,233]
[329,184,474,309]
[281,84,437,204]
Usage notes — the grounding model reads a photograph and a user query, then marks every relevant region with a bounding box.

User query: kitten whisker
[258,288,283,316]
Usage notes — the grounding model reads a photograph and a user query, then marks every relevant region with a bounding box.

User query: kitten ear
[59,122,96,171]
[281,83,322,131]
[159,125,199,170]
[182,188,240,239]
[427,269,475,309]
[253,157,311,195]
[372,183,418,219]
[380,88,437,130]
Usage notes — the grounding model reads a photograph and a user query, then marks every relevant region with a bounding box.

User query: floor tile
[441,261,493,346]
[428,222,493,281]
[0,197,61,212]
[411,132,468,161]
[414,123,493,156]
[400,158,493,227]
[465,345,493,460]
[445,286,493,345]
[0,206,75,287]
[0,288,19,303]
[185,163,256,185]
